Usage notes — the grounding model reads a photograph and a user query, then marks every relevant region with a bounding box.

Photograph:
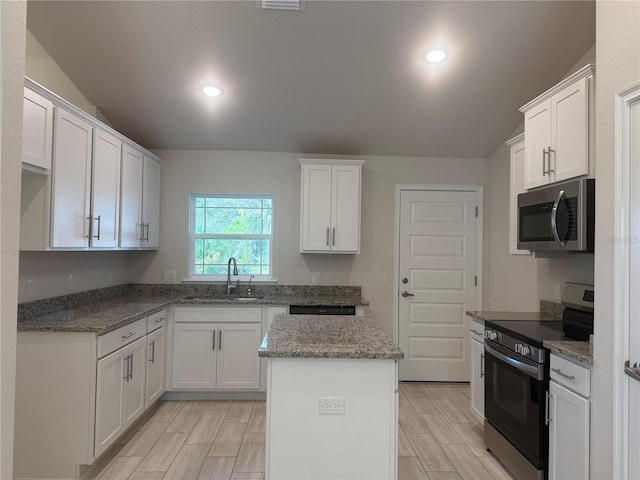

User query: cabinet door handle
[469,328,483,336]
[129,353,134,380]
[480,353,485,378]
[93,215,101,240]
[146,223,150,242]
[123,355,129,381]
[122,331,136,339]
[85,215,93,239]
[542,148,547,175]
[545,391,552,425]
[139,223,145,241]
[212,330,216,351]
[218,330,222,350]
[155,317,165,323]
[326,227,330,246]
[149,340,155,364]
[551,367,575,380]
[547,147,555,173]
[332,227,336,246]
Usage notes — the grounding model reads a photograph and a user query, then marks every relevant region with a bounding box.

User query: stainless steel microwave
[517,178,595,252]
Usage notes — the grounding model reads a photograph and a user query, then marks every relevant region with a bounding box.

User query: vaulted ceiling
[26,1,595,157]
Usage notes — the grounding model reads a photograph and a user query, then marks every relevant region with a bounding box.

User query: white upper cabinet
[299,159,364,253]
[50,108,93,248]
[507,134,529,255]
[91,128,121,248]
[521,64,594,189]
[142,155,161,248]
[22,87,53,171]
[120,145,144,248]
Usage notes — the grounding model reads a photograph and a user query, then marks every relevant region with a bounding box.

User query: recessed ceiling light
[202,84,224,97]
[422,47,449,64]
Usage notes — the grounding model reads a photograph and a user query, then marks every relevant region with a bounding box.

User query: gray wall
[592,1,640,478]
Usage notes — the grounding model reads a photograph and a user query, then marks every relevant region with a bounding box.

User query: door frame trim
[393,184,484,345]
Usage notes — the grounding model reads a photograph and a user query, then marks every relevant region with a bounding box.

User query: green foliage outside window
[191,196,272,276]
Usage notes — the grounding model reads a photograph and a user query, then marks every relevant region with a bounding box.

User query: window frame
[187,193,275,282]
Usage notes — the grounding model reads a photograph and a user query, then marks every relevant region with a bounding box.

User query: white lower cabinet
[172,306,263,390]
[95,336,146,458]
[469,319,485,421]
[548,354,590,480]
[145,325,166,407]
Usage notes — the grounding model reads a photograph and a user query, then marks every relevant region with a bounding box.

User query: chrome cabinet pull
[545,391,552,425]
[469,328,483,336]
[332,227,336,246]
[93,215,101,239]
[143,223,150,242]
[85,215,93,239]
[542,148,547,176]
[212,330,216,351]
[155,317,165,323]
[624,361,640,383]
[480,353,485,378]
[326,227,330,246]
[139,223,145,241]
[401,291,414,297]
[129,353,133,380]
[551,367,575,380]
[123,355,129,381]
[547,147,555,173]
[122,331,136,339]
[149,340,155,364]
[218,330,222,350]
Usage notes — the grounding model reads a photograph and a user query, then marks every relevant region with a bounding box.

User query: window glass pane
[194,238,204,265]
[205,197,262,208]
[207,208,262,234]
[195,197,205,207]
[195,207,205,234]
[194,265,204,275]
[263,198,272,208]
[262,208,272,234]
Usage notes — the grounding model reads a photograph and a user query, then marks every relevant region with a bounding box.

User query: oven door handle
[484,342,544,380]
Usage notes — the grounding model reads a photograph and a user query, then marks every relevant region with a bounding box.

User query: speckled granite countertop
[466,311,559,323]
[17,296,175,334]
[544,340,592,365]
[258,315,404,360]
[175,295,367,306]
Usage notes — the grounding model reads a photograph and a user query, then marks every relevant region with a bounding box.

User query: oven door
[484,340,547,468]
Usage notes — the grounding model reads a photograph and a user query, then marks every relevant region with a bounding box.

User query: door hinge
[475,206,479,217]
[475,276,478,287]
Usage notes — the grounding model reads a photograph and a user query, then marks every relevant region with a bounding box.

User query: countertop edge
[544,340,593,365]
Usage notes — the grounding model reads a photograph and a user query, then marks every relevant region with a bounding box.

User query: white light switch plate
[163,270,177,284]
[311,272,320,284]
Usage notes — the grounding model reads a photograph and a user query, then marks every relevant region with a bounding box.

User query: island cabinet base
[265,357,399,480]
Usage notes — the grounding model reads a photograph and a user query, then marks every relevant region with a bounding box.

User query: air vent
[260,0,304,11]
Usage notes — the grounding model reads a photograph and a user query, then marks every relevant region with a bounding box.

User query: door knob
[401,291,414,297]
[402,278,408,284]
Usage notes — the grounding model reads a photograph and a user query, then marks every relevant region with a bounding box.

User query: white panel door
[22,87,53,170]
[91,128,121,248]
[95,348,126,458]
[332,165,361,252]
[122,337,146,429]
[524,99,552,189]
[548,381,589,480]
[120,145,144,248]
[398,190,478,381]
[145,326,166,408]
[300,163,332,251]
[142,155,161,248]
[51,108,93,248]
[216,323,262,390]
[172,323,217,389]
[552,77,589,183]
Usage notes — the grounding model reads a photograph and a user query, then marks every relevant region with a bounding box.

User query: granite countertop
[258,315,404,360]
[466,311,559,323]
[17,295,176,335]
[175,295,368,306]
[544,340,593,365]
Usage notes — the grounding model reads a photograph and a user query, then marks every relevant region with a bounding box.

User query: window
[189,195,273,279]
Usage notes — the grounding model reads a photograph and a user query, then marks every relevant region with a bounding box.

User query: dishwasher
[288,305,356,315]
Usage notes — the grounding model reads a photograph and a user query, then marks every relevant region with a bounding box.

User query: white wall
[134,150,489,335]
[484,45,596,311]
[1,2,26,477]
[592,2,640,478]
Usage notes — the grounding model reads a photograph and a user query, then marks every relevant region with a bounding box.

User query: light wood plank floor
[93,384,514,480]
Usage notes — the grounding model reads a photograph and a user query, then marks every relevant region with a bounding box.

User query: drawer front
[98,318,146,359]
[550,354,591,397]
[147,309,168,332]
[174,306,262,324]
[470,319,484,342]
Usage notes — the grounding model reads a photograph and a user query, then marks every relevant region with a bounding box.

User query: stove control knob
[515,343,522,354]
[521,345,531,356]
[486,331,498,341]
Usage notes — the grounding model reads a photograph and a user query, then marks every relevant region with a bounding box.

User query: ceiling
[26,1,595,158]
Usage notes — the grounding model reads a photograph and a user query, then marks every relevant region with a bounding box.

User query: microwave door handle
[551,189,566,249]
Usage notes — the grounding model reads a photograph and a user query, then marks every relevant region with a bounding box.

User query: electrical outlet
[311,272,320,284]
[26,279,35,298]
[66,274,73,291]
[163,270,177,284]
[554,284,562,300]
[319,397,345,415]
[379,272,388,284]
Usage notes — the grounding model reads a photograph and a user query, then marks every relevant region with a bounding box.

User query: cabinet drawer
[550,354,590,397]
[174,306,262,324]
[98,318,146,359]
[147,309,168,332]
[470,319,484,341]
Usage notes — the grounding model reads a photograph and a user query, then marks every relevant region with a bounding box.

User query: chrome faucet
[226,257,238,295]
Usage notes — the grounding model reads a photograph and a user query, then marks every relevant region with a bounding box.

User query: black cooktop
[485,320,567,348]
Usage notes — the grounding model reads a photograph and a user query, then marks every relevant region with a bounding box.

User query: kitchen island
[259,314,403,480]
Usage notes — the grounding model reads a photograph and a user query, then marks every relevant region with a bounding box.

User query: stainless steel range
[483,283,594,480]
